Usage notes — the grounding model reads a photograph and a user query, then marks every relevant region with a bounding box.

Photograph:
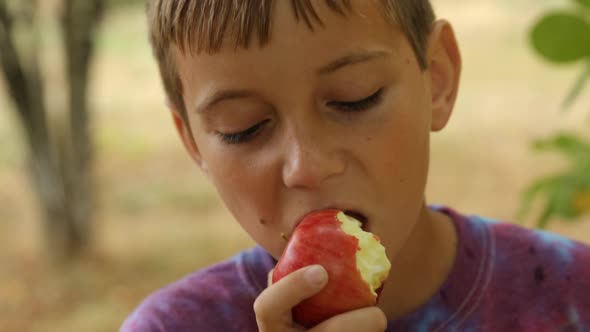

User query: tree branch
[56,0,104,250]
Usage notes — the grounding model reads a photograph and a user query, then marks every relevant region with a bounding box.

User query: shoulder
[457,211,590,284]
[472,214,590,272]
[437,205,590,268]
[461,212,590,328]
[119,246,273,332]
[435,206,590,329]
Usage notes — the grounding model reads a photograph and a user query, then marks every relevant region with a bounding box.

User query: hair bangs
[150,0,352,56]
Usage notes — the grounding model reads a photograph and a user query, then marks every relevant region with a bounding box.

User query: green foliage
[521,0,590,228]
[562,58,590,108]
[530,12,590,64]
[530,5,590,109]
[518,134,590,228]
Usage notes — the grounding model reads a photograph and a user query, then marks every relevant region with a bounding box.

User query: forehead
[171,1,418,114]
[173,1,407,76]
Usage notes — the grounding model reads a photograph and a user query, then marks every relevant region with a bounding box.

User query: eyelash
[217,89,384,145]
[328,88,384,112]
[218,119,270,145]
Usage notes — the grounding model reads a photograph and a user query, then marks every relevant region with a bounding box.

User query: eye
[217,119,270,145]
[328,88,384,112]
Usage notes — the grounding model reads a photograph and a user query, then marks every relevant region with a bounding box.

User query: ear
[426,20,462,132]
[169,101,209,175]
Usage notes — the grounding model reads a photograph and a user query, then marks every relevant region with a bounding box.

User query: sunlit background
[1,1,589,331]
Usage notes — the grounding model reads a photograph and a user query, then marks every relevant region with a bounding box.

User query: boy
[121,0,590,331]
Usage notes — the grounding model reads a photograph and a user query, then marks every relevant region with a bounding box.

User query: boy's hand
[254,265,387,332]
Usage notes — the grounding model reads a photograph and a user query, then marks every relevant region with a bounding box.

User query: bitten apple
[272,209,391,328]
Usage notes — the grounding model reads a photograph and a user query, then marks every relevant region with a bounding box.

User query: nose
[281,124,346,190]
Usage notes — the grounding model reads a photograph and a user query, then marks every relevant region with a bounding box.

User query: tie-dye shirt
[120,207,590,331]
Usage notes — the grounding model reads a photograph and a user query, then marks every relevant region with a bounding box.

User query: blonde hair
[147,0,435,119]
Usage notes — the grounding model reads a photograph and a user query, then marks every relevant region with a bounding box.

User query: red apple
[272,209,391,328]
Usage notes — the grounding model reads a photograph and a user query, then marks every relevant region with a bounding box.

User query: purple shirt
[120,207,590,331]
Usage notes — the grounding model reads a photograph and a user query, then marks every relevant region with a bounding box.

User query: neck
[377,204,458,320]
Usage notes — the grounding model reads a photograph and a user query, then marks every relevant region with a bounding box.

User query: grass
[0,1,589,331]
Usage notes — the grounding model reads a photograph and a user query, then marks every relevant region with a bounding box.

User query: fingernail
[305,265,327,286]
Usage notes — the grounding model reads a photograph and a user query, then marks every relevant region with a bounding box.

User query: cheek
[208,156,265,218]
[191,127,260,214]
[366,107,431,251]
[202,147,283,248]
[366,103,430,203]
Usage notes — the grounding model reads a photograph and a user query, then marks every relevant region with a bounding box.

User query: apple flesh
[272,209,391,328]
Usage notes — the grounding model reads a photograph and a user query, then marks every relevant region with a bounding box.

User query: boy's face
[172,0,459,261]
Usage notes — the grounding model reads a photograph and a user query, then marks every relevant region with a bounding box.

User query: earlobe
[427,20,462,132]
[169,104,208,174]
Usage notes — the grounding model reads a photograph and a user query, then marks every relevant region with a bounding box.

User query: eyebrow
[195,50,390,113]
[195,89,256,114]
[317,50,390,75]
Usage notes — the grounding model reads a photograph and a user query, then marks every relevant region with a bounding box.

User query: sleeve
[119,311,162,332]
[117,259,261,332]
[118,286,233,332]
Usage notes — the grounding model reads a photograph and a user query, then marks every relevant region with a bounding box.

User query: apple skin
[272,209,384,328]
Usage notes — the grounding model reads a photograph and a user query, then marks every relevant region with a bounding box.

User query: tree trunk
[0,0,103,261]
[56,0,103,259]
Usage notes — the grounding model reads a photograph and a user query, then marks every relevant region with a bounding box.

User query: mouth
[289,208,372,240]
[343,210,370,232]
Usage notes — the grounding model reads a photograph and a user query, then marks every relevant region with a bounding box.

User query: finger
[254,265,327,329]
[310,306,387,332]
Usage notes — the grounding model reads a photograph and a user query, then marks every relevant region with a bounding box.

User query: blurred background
[1,0,589,331]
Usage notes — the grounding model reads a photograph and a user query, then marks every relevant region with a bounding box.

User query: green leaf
[518,151,590,228]
[532,133,590,167]
[536,203,554,229]
[518,175,562,221]
[530,12,590,63]
[551,180,578,219]
[562,57,590,109]
[533,177,578,228]
[575,0,590,9]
